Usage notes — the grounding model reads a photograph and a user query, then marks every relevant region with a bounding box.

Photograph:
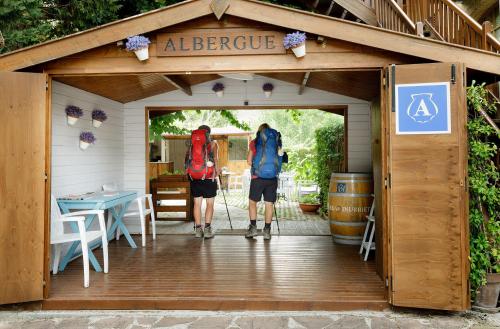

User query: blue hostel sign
[395,82,451,135]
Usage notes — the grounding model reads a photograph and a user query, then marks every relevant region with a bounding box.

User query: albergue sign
[156,31,286,56]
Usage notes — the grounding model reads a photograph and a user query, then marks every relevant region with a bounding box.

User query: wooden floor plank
[45,235,387,310]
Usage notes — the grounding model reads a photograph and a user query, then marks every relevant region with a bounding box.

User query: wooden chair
[123,195,156,247]
[102,183,120,239]
[359,195,376,261]
[50,195,108,288]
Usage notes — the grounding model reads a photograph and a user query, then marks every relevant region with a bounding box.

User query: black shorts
[249,178,278,203]
[190,179,218,198]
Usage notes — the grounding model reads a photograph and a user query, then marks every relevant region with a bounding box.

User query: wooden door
[386,63,469,311]
[0,72,47,304]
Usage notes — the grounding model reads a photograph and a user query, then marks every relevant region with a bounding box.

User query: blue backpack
[252,128,283,179]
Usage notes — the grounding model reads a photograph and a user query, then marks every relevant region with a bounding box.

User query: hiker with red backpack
[245,123,284,240]
[185,125,219,239]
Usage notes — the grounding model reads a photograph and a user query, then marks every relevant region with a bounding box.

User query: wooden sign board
[157,31,286,57]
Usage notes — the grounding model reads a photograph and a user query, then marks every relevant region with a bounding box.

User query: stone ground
[156,191,330,235]
[0,310,499,329]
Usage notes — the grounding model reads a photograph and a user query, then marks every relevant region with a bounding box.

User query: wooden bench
[151,175,193,222]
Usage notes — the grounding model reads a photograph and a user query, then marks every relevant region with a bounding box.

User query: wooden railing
[400,0,500,52]
[373,0,415,34]
[370,0,500,53]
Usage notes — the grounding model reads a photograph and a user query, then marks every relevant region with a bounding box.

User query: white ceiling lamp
[219,73,254,81]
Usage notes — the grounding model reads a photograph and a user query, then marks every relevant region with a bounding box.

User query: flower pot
[264,91,272,98]
[291,43,306,58]
[215,90,224,98]
[79,141,90,150]
[93,119,103,128]
[67,116,79,126]
[475,273,500,309]
[134,47,149,61]
[299,203,320,213]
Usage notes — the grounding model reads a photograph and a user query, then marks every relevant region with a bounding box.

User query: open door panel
[386,63,469,311]
[0,72,47,304]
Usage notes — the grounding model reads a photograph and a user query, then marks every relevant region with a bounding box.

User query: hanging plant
[283,31,307,58]
[92,109,107,128]
[262,83,274,98]
[65,105,83,126]
[79,131,96,150]
[212,82,225,98]
[125,35,151,61]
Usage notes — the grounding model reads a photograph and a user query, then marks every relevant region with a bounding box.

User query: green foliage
[149,109,250,141]
[315,123,344,214]
[283,148,317,181]
[467,82,500,300]
[299,192,320,205]
[149,112,188,140]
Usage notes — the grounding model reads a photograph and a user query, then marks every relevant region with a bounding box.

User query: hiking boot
[204,226,214,239]
[245,224,258,238]
[195,226,204,238]
[263,226,272,240]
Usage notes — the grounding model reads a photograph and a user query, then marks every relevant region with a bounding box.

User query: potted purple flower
[212,82,225,98]
[262,83,274,98]
[125,35,151,61]
[92,109,107,128]
[79,131,96,150]
[65,105,84,126]
[283,31,307,58]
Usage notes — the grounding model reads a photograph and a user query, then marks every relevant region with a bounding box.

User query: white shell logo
[407,93,438,124]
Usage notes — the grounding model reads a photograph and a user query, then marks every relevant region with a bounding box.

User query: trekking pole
[273,203,280,234]
[218,175,233,230]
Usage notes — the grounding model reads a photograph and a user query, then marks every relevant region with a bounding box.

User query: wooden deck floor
[45,235,387,310]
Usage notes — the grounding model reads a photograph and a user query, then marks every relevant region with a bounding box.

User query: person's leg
[249,199,257,225]
[205,197,215,225]
[193,196,203,238]
[262,178,278,240]
[264,202,274,224]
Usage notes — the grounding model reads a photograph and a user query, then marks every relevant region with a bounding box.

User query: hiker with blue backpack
[245,123,284,240]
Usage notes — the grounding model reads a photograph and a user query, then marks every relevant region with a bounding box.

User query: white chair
[242,169,251,199]
[50,195,108,288]
[123,195,156,247]
[359,195,376,261]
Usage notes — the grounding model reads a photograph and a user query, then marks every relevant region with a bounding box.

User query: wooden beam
[225,0,500,75]
[332,0,377,25]
[161,75,193,96]
[43,51,412,75]
[0,0,213,71]
[298,71,311,95]
[325,1,335,16]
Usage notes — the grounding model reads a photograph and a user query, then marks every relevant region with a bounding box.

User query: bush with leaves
[314,123,344,215]
[467,82,500,300]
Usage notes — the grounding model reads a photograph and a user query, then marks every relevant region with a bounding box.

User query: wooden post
[482,21,492,50]
[416,21,424,37]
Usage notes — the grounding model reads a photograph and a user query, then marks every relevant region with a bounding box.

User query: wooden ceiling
[55,71,380,103]
[55,74,220,103]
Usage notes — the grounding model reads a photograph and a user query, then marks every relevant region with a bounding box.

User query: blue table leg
[108,201,137,248]
[57,204,103,272]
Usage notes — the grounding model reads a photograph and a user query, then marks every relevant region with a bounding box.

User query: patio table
[56,190,137,272]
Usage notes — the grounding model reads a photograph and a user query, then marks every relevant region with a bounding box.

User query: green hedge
[314,123,344,215]
[467,82,500,300]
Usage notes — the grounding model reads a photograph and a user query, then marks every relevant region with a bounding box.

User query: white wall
[51,81,124,197]
[123,75,372,197]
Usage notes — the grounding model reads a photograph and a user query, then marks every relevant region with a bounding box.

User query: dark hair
[198,125,211,134]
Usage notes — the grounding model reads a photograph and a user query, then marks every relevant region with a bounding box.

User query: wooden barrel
[328,173,373,245]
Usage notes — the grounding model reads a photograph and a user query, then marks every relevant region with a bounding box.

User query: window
[228,137,248,161]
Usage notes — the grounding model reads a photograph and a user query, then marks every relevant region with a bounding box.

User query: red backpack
[185,129,215,180]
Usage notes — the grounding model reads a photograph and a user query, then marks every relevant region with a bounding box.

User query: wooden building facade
[1,0,499,312]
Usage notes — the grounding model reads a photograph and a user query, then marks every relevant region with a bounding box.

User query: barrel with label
[328,173,373,245]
